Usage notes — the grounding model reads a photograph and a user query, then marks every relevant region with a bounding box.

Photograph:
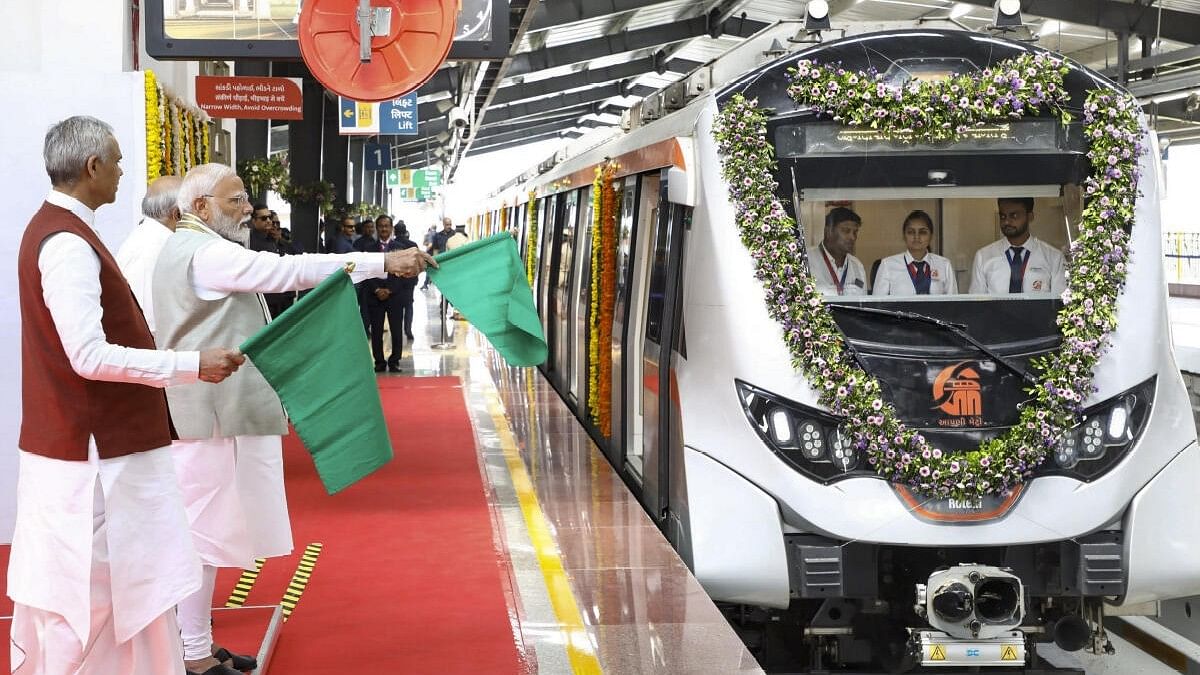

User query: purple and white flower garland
[713,54,1143,499]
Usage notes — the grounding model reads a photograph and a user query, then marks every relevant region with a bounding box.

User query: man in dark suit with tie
[364,216,418,372]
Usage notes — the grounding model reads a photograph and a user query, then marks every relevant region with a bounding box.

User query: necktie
[1007,246,1027,293]
[909,260,931,294]
[380,241,387,253]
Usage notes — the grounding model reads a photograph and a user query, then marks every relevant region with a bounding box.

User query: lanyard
[820,246,848,295]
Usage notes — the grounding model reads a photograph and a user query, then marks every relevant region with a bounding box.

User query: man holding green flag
[148,163,434,675]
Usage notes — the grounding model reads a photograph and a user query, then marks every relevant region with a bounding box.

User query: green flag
[240,270,392,495]
[427,232,548,366]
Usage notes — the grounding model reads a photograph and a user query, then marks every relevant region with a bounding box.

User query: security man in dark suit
[364,216,418,372]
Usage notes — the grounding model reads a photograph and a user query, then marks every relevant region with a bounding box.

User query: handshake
[198,348,246,383]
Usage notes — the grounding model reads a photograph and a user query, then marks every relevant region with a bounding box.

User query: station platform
[3,290,1200,674]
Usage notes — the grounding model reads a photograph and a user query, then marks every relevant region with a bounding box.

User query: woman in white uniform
[872,210,957,296]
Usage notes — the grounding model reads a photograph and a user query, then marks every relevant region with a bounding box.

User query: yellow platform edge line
[484,387,604,675]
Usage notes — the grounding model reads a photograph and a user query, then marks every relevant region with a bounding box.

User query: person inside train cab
[969,197,1066,296]
[873,210,957,296]
[811,206,867,296]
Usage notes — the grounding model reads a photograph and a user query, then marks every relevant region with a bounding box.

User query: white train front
[480,27,1198,672]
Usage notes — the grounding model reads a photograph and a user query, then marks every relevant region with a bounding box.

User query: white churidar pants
[10,481,185,674]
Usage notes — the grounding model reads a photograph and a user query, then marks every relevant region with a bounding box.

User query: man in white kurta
[148,163,433,675]
[11,116,243,675]
[969,197,1066,295]
[115,176,180,334]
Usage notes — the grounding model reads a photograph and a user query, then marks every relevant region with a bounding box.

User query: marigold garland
[162,100,174,177]
[713,52,1142,499]
[586,162,619,434]
[525,191,539,286]
[587,167,605,418]
[595,166,619,435]
[145,71,162,182]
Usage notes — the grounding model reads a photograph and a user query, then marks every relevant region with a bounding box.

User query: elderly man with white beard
[151,163,435,675]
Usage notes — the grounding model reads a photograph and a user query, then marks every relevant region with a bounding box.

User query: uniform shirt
[872,252,958,296]
[115,216,173,334]
[968,236,1066,296]
[9,190,202,647]
[810,243,867,296]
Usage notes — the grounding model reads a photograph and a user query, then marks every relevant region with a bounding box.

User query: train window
[795,187,1082,301]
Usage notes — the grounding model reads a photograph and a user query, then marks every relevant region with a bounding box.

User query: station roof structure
[349,0,1200,178]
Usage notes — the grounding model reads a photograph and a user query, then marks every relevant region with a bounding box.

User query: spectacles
[204,193,250,206]
[253,214,271,220]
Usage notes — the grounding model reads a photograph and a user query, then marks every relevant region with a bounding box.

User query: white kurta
[9,190,201,669]
[115,217,172,335]
[968,236,1066,296]
[809,244,867,296]
[872,252,958,296]
[151,217,389,568]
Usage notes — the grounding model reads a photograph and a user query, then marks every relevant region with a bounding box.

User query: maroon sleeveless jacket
[18,201,175,460]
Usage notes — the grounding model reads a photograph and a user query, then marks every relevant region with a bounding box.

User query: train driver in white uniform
[873,209,958,296]
[811,206,867,296]
[969,197,1066,296]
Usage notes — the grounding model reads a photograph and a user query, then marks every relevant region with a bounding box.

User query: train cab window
[796,189,1081,301]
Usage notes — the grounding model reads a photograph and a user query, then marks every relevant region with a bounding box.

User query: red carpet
[1,376,523,674]
[230,375,524,674]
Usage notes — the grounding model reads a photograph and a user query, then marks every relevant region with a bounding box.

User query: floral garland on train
[145,70,210,182]
[587,162,619,435]
[713,52,1142,499]
[525,190,539,285]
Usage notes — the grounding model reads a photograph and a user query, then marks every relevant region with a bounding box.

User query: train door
[622,173,660,482]
[638,171,688,523]
[552,191,580,392]
[570,190,594,412]
[606,175,640,468]
[537,194,559,373]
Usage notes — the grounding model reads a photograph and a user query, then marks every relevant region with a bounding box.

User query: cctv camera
[448,106,468,129]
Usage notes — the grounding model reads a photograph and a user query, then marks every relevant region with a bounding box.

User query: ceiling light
[805,0,831,31]
[993,0,1023,28]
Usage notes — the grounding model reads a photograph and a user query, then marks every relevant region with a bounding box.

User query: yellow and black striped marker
[225,558,266,608]
[281,543,323,622]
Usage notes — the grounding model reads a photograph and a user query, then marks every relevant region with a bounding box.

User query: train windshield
[772,114,1088,353]
[775,114,1086,305]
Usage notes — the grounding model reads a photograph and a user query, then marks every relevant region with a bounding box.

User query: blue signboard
[365,142,390,171]
[379,93,419,135]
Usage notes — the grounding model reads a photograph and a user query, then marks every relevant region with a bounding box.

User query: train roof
[718,29,1126,116]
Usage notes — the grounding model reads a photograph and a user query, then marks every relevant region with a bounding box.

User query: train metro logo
[932,361,983,426]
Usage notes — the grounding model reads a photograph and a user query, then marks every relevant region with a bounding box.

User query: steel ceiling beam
[484,82,653,124]
[527,0,679,32]
[1102,44,1200,78]
[448,0,542,180]
[480,105,602,131]
[953,0,1200,45]
[473,116,604,147]
[505,15,767,79]
[493,56,655,105]
[468,127,603,157]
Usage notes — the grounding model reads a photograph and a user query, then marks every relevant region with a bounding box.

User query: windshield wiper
[827,303,1037,386]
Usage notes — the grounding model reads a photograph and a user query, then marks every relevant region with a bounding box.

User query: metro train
[475,28,1199,671]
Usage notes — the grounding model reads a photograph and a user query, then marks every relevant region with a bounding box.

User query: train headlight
[1046,377,1155,480]
[736,380,865,483]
